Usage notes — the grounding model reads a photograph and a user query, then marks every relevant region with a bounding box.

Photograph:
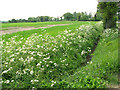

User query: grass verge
[61,28,119,88]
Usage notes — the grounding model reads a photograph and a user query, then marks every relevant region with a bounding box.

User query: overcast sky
[1,0,98,21]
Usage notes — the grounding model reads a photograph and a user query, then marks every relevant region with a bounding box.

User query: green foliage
[80,12,89,21]
[63,12,73,21]
[95,12,102,21]
[7,11,102,23]
[2,22,101,88]
[98,2,118,29]
[8,16,52,23]
[73,12,77,21]
[77,12,81,21]
[64,27,118,88]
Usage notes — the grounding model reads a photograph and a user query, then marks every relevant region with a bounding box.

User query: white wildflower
[60,44,62,47]
[90,61,93,64]
[4,80,10,84]
[36,63,40,66]
[10,58,14,62]
[46,64,49,67]
[51,83,54,87]
[54,63,57,66]
[30,70,33,75]
[37,45,40,48]
[81,50,87,55]
[31,80,39,84]
[52,48,56,51]
[11,80,14,82]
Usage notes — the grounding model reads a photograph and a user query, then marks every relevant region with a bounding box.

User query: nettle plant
[2,23,102,88]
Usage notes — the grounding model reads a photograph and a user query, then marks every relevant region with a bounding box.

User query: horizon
[1,0,98,21]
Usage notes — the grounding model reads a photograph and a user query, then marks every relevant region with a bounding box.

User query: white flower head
[37,45,40,48]
[37,63,40,66]
[30,70,33,75]
[4,80,10,84]
[11,80,14,82]
[90,61,93,64]
[51,83,54,87]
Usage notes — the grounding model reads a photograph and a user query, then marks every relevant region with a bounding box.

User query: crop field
[1,21,119,88]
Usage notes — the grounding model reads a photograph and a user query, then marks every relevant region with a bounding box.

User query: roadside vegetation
[64,27,119,88]
[2,21,103,88]
[2,21,118,88]
[1,1,119,89]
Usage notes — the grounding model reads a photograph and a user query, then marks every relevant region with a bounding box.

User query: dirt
[1,24,70,35]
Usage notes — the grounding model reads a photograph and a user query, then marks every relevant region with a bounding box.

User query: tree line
[8,11,102,23]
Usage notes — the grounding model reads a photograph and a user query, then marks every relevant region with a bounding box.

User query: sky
[0,0,98,21]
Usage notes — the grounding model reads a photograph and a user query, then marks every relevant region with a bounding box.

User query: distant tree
[94,14,97,21]
[80,12,89,21]
[56,17,59,21]
[54,18,57,21]
[8,20,11,23]
[40,16,44,22]
[95,11,102,21]
[36,16,41,22]
[17,19,27,22]
[28,17,36,22]
[44,16,49,21]
[60,17,63,21]
[48,17,53,21]
[88,13,92,19]
[10,19,17,23]
[77,13,81,21]
[73,12,77,21]
[98,2,118,29]
[63,12,73,21]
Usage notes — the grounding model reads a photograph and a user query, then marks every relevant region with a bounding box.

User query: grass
[2,21,101,88]
[2,21,96,30]
[2,21,97,40]
[2,21,72,29]
[62,28,119,88]
[1,21,118,88]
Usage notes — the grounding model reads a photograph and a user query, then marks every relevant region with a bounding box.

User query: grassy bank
[2,21,118,88]
[62,27,119,88]
[2,22,102,88]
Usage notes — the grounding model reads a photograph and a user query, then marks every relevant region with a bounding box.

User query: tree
[94,14,97,21]
[95,11,102,21]
[98,2,118,29]
[73,12,77,21]
[60,17,63,21]
[11,19,17,23]
[88,13,92,19]
[63,12,73,21]
[77,13,81,21]
[80,12,89,21]
[44,16,49,21]
[28,17,37,22]
[40,16,44,22]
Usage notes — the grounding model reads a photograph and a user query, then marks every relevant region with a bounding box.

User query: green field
[1,21,119,88]
[2,21,72,28]
[2,21,97,39]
